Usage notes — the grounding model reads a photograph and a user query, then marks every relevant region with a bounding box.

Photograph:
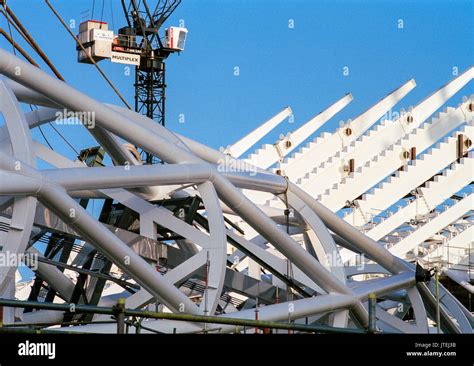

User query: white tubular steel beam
[390,195,473,257]
[321,102,473,213]
[0,152,201,315]
[135,114,412,276]
[1,77,59,108]
[0,50,370,326]
[443,268,474,294]
[298,67,474,197]
[40,163,286,195]
[39,164,214,191]
[351,271,415,300]
[283,79,416,182]
[53,292,357,333]
[24,247,75,300]
[0,80,38,296]
[2,47,471,333]
[365,153,473,241]
[223,107,292,158]
[57,272,415,334]
[245,93,352,169]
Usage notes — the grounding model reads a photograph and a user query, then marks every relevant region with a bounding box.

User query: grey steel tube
[41,164,214,191]
[172,125,414,277]
[368,293,377,333]
[24,247,75,301]
[0,152,200,315]
[2,78,59,108]
[416,283,461,334]
[0,50,368,325]
[41,164,286,194]
[288,183,410,274]
[0,170,43,195]
[38,185,200,315]
[352,271,415,300]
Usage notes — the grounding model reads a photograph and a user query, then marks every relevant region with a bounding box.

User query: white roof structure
[0,47,472,334]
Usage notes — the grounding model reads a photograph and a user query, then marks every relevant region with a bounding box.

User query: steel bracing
[0,48,472,334]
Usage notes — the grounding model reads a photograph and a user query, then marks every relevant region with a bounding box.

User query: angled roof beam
[245,93,353,169]
[283,79,416,181]
[390,194,472,257]
[320,101,473,212]
[300,66,474,197]
[364,153,473,241]
[222,106,292,158]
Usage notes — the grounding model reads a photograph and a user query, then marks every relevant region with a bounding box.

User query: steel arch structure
[0,48,472,334]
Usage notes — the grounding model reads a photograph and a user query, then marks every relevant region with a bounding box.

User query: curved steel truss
[0,48,472,333]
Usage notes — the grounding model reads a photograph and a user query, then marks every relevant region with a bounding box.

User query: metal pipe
[24,247,75,301]
[0,50,369,326]
[288,183,411,275]
[435,268,441,334]
[0,296,365,334]
[0,170,43,195]
[41,164,214,191]
[41,164,286,194]
[368,293,377,333]
[0,154,200,315]
[39,184,200,315]
[352,271,415,300]
[1,78,59,108]
[114,298,126,334]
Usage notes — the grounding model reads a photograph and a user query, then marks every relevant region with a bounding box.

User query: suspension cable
[282,177,294,309]
[3,8,14,54]
[49,122,81,156]
[109,0,115,32]
[1,10,57,152]
[100,0,105,24]
[1,6,81,155]
[38,126,54,150]
[1,2,65,80]
[0,7,34,49]
[0,27,38,65]
[27,104,55,150]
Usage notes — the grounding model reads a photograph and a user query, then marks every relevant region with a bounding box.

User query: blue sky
[1,0,472,158]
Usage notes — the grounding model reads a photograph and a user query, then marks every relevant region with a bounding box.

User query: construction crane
[77,0,187,163]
